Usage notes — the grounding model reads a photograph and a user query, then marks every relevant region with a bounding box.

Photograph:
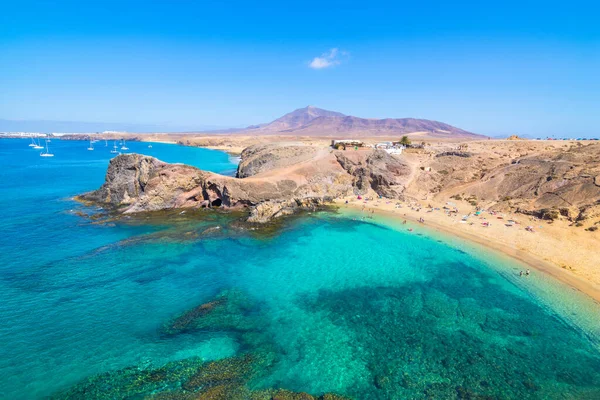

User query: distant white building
[385,147,404,155]
[375,141,404,154]
[375,141,394,148]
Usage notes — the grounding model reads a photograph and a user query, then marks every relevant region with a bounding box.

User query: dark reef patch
[300,280,600,399]
[52,289,351,400]
[52,351,352,400]
[161,290,260,337]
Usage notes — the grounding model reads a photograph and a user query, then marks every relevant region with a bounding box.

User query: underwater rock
[182,354,255,391]
[249,389,351,400]
[373,374,390,389]
[454,385,497,400]
[52,358,206,400]
[162,290,258,336]
[166,298,227,334]
[52,351,350,400]
[200,225,222,236]
[148,391,201,400]
[320,395,351,400]
[195,383,250,399]
[267,389,315,400]
[52,355,258,399]
[53,284,351,400]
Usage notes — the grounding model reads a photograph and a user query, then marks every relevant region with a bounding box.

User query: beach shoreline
[336,197,600,304]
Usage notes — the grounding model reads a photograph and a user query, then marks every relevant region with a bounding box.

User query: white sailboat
[33,138,44,150]
[28,137,36,147]
[87,139,94,151]
[148,144,152,148]
[110,141,119,154]
[105,140,108,147]
[40,140,54,157]
[120,139,129,150]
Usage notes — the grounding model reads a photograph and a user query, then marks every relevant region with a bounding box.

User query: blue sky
[1,0,598,136]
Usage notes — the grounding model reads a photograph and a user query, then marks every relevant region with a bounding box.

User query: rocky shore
[79,139,600,229]
[79,143,411,223]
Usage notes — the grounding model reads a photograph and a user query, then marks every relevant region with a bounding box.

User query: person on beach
[526,269,530,276]
[519,271,523,277]
[403,220,407,224]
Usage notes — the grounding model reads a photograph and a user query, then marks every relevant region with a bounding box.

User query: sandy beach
[337,195,600,303]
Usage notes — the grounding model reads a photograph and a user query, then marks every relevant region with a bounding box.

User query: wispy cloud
[308,48,348,69]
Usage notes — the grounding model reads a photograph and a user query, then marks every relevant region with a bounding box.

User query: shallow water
[1,139,600,399]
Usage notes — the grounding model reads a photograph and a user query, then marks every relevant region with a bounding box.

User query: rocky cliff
[80,145,412,222]
[335,150,412,198]
[416,141,600,223]
[236,142,319,178]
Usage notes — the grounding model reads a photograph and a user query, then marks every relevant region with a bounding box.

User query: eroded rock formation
[416,141,600,222]
[79,144,412,222]
[236,143,319,178]
[335,150,411,198]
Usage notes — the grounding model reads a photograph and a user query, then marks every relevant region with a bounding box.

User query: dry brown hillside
[406,140,600,224]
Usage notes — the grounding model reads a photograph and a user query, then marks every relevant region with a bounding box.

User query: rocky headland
[79,139,600,228]
[79,143,412,223]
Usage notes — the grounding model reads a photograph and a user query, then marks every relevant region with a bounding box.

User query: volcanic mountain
[244,106,483,138]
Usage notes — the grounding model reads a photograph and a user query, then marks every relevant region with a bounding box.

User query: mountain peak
[291,105,341,115]
[247,106,482,138]
[264,106,346,130]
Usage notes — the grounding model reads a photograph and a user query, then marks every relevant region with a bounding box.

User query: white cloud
[309,48,347,69]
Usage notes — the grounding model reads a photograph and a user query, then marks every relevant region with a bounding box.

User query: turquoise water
[1,138,600,399]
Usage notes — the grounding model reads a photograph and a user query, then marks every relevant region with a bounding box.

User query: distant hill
[243,106,483,138]
[261,106,346,131]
